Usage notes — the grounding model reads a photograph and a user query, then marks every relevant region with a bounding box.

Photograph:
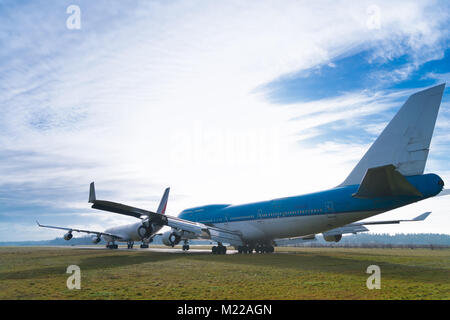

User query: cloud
[0,0,449,240]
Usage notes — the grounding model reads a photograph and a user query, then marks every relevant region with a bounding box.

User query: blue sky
[1,0,450,241]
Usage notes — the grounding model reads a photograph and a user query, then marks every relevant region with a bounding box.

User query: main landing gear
[106,242,118,249]
[212,243,227,254]
[237,244,274,254]
[127,241,134,249]
[140,238,152,248]
[182,240,190,251]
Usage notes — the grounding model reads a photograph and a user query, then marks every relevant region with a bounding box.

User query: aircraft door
[324,201,336,220]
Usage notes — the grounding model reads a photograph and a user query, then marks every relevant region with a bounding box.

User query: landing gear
[238,244,274,254]
[106,242,118,249]
[182,240,190,251]
[255,245,274,253]
[237,245,253,254]
[140,237,152,249]
[212,243,227,254]
[127,241,134,249]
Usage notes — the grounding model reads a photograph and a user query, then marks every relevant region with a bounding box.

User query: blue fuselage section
[179,174,443,234]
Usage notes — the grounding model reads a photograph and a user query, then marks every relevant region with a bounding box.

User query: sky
[0,0,449,241]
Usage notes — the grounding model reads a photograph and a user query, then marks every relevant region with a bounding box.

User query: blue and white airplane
[38,84,448,253]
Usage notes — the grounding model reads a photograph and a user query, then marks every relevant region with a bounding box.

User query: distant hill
[311,233,450,247]
[0,233,449,247]
[0,234,213,246]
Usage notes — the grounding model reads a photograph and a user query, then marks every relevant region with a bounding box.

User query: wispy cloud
[0,0,449,240]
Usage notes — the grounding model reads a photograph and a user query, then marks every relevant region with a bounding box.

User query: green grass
[0,246,449,300]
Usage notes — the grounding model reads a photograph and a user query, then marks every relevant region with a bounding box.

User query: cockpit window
[438,179,444,186]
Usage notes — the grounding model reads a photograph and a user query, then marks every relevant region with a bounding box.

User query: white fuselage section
[180,209,384,244]
[103,221,162,243]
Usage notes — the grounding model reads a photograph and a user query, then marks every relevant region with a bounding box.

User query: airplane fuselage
[103,222,163,243]
[178,173,443,244]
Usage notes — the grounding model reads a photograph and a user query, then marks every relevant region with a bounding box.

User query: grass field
[0,246,449,300]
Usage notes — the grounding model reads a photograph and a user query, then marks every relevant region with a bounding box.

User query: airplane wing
[88,182,171,225]
[322,211,431,237]
[166,215,244,246]
[36,221,123,240]
[274,212,431,245]
[88,182,244,246]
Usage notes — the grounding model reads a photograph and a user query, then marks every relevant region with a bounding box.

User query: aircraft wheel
[212,246,217,254]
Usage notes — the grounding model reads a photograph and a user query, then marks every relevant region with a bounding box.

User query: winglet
[36,220,41,227]
[412,211,431,221]
[89,182,96,203]
[156,187,170,214]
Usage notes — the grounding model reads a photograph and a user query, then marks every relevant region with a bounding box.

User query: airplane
[37,186,170,249]
[38,83,448,253]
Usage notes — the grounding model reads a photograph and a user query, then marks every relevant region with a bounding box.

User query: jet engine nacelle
[137,223,153,239]
[64,232,73,241]
[162,231,181,247]
[92,236,101,244]
[323,234,342,242]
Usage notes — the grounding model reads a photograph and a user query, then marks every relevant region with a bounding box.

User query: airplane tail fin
[340,83,446,186]
[156,187,170,214]
[89,182,96,203]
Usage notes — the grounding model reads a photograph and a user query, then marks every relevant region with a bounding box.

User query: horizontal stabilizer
[352,164,422,199]
[436,189,450,197]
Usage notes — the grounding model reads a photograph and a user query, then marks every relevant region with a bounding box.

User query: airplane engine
[137,223,153,239]
[323,234,342,242]
[162,231,181,247]
[64,232,73,241]
[92,236,101,244]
